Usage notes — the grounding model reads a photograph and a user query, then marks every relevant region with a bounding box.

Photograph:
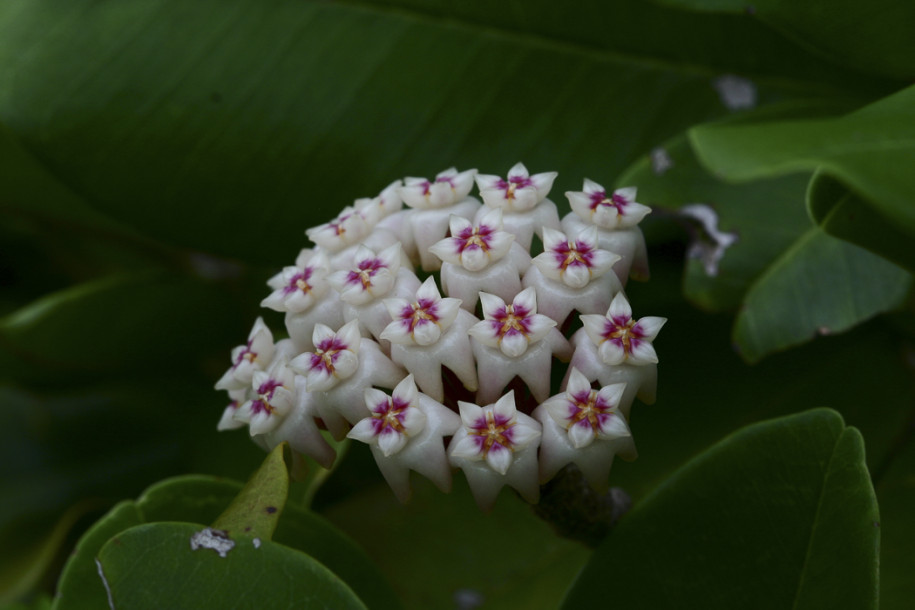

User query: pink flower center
[489,305,532,339]
[369,396,412,436]
[589,190,629,213]
[251,378,283,415]
[310,336,349,374]
[456,224,495,253]
[284,268,314,295]
[345,257,386,289]
[567,389,614,431]
[400,298,440,332]
[603,317,644,355]
[551,239,595,271]
[468,411,516,455]
[233,341,257,369]
[496,175,533,199]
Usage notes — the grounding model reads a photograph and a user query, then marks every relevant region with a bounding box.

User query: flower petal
[377,429,408,456]
[478,292,507,320]
[500,329,529,357]
[524,314,557,345]
[484,444,513,475]
[347,418,379,444]
[568,420,597,448]
[635,316,667,340]
[450,434,484,460]
[458,401,484,427]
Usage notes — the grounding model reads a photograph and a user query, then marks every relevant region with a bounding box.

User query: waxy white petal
[412,319,442,346]
[500,330,528,357]
[598,339,627,366]
[485,444,513,475]
[568,420,597,448]
[478,292,507,319]
[458,401,485,428]
[378,430,408,456]
[635,316,667,340]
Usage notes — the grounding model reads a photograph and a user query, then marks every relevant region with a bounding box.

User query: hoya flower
[570,292,666,417]
[348,375,461,502]
[581,292,666,366]
[233,363,296,436]
[429,209,515,273]
[525,226,622,324]
[353,179,404,225]
[566,181,651,230]
[468,288,571,404]
[475,162,557,213]
[448,392,542,509]
[217,387,250,431]
[259,377,337,469]
[261,249,331,314]
[215,317,275,391]
[535,368,636,491]
[290,320,405,439]
[305,206,372,253]
[399,167,477,210]
[381,277,478,401]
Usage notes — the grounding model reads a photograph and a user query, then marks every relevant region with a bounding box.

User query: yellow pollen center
[243,352,256,362]
[609,320,636,352]
[570,392,602,428]
[561,248,586,270]
[296,278,311,292]
[473,412,512,454]
[467,233,488,250]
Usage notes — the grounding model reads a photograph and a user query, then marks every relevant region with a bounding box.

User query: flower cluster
[216,163,665,509]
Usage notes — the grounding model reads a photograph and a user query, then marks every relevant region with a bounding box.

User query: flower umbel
[216,164,662,510]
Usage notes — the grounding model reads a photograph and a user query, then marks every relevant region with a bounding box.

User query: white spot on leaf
[713,74,757,111]
[190,527,235,558]
[650,147,674,175]
[253,537,262,549]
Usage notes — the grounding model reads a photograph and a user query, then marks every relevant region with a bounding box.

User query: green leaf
[211,443,288,541]
[563,409,879,610]
[733,227,911,362]
[0,270,248,380]
[321,447,589,610]
[97,522,365,609]
[618,132,811,311]
[650,0,915,80]
[691,84,915,271]
[0,0,882,264]
[875,430,915,610]
[53,475,400,610]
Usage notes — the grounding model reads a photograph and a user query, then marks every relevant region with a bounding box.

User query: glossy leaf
[53,476,400,610]
[691,84,915,269]
[733,228,911,362]
[97,522,365,609]
[0,271,248,379]
[0,0,881,265]
[563,409,879,610]
[212,443,288,541]
[651,0,915,80]
[321,447,589,610]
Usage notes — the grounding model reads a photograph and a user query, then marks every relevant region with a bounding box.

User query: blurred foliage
[0,0,912,608]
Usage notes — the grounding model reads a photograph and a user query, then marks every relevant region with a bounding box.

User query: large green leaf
[875,429,915,610]
[53,475,400,610]
[733,228,911,362]
[0,0,883,265]
[563,409,879,609]
[691,84,915,272]
[650,0,915,80]
[212,443,288,542]
[97,522,365,609]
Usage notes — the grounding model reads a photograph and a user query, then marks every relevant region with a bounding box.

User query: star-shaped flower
[475,162,557,213]
[328,243,402,306]
[541,368,629,449]
[348,375,461,502]
[448,392,542,509]
[534,368,636,491]
[533,226,618,289]
[380,277,462,347]
[217,387,250,431]
[233,363,296,436]
[306,206,372,252]
[580,293,666,366]
[261,250,331,313]
[293,320,362,392]
[468,288,556,358]
[214,317,275,391]
[399,167,478,209]
[566,180,651,230]
[429,209,515,272]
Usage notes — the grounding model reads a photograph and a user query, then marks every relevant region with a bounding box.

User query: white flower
[291,320,362,392]
[217,387,250,431]
[328,244,402,306]
[261,250,331,313]
[214,317,275,391]
[233,365,296,436]
[533,226,618,289]
[399,167,477,209]
[306,207,372,252]
[475,162,557,212]
[380,277,462,347]
[468,288,556,358]
[448,392,541,509]
[566,180,651,230]
[534,369,636,491]
[580,293,666,366]
[348,375,461,502]
[353,179,404,225]
[429,209,515,272]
